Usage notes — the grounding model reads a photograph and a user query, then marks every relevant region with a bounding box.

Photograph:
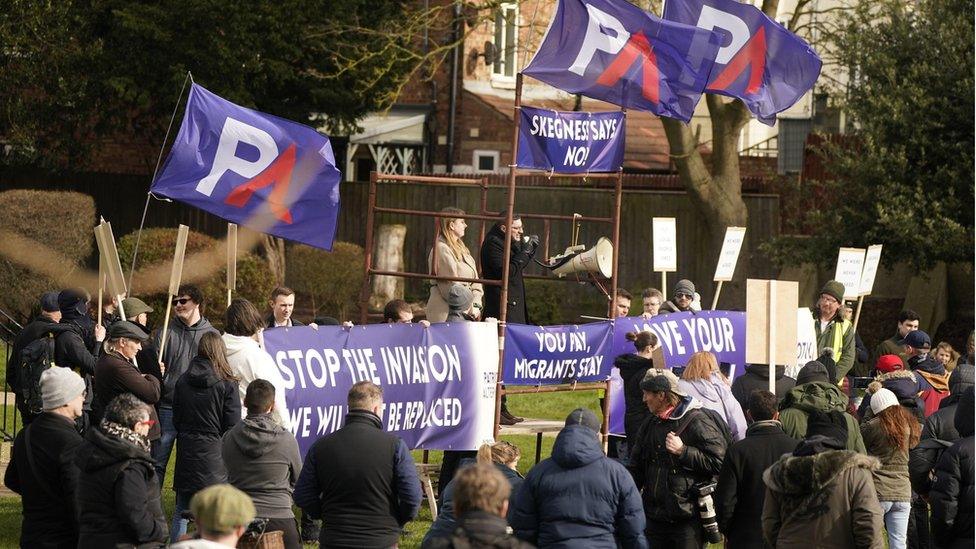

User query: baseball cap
[40,292,61,313]
[639,368,687,396]
[900,330,931,350]
[190,484,255,534]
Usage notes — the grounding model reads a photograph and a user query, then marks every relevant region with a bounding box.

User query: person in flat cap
[659,279,697,315]
[509,407,646,548]
[169,484,256,548]
[122,296,164,382]
[8,290,69,424]
[628,369,730,547]
[4,366,86,548]
[92,320,162,442]
[811,280,855,383]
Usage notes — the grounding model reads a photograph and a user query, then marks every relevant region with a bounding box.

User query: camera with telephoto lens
[694,482,723,544]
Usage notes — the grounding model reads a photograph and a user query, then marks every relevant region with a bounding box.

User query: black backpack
[17,324,73,415]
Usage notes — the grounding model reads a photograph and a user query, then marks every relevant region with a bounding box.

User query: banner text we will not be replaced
[264,323,498,456]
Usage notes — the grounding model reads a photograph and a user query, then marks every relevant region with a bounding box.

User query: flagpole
[127,71,194,293]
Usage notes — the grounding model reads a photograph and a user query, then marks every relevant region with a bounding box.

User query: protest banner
[264,322,498,456]
[834,247,866,301]
[502,322,616,385]
[853,244,883,330]
[152,83,342,250]
[652,217,677,291]
[663,0,822,125]
[792,307,818,379]
[517,107,625,173]
[607,310,746,434]
[711,226,746,308]
[523,0,722,122]
[746,279,798,392]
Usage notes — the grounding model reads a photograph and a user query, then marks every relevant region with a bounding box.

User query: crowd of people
[2,221,974,549]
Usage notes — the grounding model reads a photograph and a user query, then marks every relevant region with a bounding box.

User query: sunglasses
[676,292,693,299]
[172,298,191,306]
[141,419,157,427]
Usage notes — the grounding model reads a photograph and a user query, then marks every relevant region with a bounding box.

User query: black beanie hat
[806,410,849,446]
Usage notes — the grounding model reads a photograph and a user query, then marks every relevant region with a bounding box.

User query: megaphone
[547,237,614,278]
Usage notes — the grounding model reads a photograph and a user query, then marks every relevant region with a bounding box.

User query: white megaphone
[548,237,614,278]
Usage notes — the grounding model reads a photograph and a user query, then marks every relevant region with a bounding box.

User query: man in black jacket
[480,217,538,325]
[8,291,62,423]
[293,381,422,548]
[910,364,974,495]
[75,393,167,547]
[929,387,974,547]
[629,369,730,548]
[730,364,796,413]
[54,288,106,433]
[5,366,86,548]
[715,390,798,548]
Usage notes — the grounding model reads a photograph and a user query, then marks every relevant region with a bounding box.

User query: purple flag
[152,84,341,250]
[517,107,625,173]
[663,0,822,125]
[524,0,723,123]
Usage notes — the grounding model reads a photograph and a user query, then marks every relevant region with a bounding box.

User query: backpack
[18,324,72,415]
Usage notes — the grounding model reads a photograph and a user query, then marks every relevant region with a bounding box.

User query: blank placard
[746,279,799,366]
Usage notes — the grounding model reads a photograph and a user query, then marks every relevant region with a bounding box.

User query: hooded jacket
[678,372,748,441]
[154,315,218,407]
[909,354,951,415]
[730,364,796,412]
[222,412,303,519]
[424,462,524,546]
[857,370,925,423]
[715,420,798,548]
[779,382,866,453]
[480,223,533,324]
[929,388,974,547]
[614,353,653,441]
[222,332,291,430]
[75,423,167,547]
[509,424,646,548]
[762,450,883,549]
[172,356,241,494]
[628,396,729,524]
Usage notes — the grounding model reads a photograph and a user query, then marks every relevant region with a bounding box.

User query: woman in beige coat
[426,207,483,322]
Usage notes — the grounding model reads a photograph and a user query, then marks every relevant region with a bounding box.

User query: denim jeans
[881,500,911,549]
[151,406,176,486]
[171,490,193,543]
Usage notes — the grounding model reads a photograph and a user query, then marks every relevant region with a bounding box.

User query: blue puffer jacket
[510,425,647,548]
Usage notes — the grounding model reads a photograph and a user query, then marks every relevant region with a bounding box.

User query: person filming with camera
[628,369,731,548]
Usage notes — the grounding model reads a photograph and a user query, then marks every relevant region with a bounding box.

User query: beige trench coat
[426,238,484,322]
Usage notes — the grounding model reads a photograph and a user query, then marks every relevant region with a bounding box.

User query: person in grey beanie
[5,366,87,547]
[659,279,696,315]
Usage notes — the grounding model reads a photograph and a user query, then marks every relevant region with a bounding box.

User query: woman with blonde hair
[426,207,484,322]
[932,341,960,373]
[677,351,747,440]
[422,441,523,545]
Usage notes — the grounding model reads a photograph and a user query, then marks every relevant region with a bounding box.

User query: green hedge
[286,242,364,321]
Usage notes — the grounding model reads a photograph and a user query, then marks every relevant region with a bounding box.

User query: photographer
[628,370,730,548]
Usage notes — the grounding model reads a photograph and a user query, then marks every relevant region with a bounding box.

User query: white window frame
[473,150,500,173]
[491,3,519,84]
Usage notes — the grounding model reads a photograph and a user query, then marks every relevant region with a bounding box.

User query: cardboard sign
[94,221,127,299]
[652,217,677,272]
[745,279,798,366]
[834,247,865,300]
[858,244,883,296]
[168,225,190,296]
[713,226,746,282]
[791,307,818,379]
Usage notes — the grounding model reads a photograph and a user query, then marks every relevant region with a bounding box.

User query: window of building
[493,3,518,78]
[473,150,499,173]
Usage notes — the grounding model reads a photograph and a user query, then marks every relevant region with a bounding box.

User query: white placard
[790,307,818,379]
[652,217,677,272]
[713,226,746,282]
[858,244,883,296]
[834,247,865,300]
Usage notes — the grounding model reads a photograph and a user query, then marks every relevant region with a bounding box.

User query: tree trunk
[369,224,407,310]
[262,235,286,286]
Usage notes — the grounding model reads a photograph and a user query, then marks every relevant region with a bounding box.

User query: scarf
[101,419,151,453]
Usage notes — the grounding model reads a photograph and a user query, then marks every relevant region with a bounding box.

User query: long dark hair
[197,332,238,382]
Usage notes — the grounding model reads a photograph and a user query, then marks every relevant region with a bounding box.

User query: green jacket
[860,417,912,502]
[813,310,855,381]
[779,382,866,454]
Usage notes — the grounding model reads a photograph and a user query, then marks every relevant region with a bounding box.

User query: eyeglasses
[141,419,157,427]
[172,298,191,305]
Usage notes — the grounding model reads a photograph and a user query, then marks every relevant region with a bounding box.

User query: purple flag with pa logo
[524,0,723,123]
[663,0,822,126]
[152,84,341,250]
[517,107,625,173]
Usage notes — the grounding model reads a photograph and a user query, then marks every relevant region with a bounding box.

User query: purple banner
[502,322,615,385]
[517,107,625,173]
[608,311,746,434]
[152,83,342,250]
[524,0,722,122]
[663,0,822,126]
[264,323,497,456]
